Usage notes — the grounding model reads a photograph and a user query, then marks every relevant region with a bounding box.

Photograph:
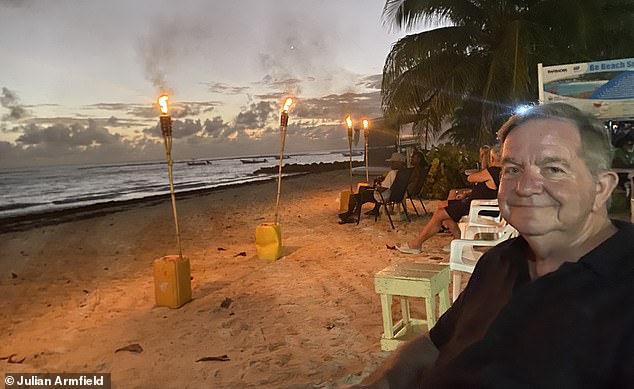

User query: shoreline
[1,161,364,234]
[0,173,309,234]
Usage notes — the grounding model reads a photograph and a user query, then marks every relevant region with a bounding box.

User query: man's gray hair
[497,103,613,177]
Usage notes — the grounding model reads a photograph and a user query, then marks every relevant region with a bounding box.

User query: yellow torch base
[339,190,352,213]
[339,184,370,212]
[153,255,192,308]
[256,223,283,260]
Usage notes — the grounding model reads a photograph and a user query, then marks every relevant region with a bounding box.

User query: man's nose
[515,169,543,196]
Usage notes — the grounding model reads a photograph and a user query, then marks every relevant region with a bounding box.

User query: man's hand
[337,334,438,389]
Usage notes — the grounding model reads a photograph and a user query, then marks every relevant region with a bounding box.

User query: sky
[0,0,428,168]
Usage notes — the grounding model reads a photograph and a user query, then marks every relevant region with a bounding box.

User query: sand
[0,169,454,388]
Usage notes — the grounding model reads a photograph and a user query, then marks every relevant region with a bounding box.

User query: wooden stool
[374,262,451,351]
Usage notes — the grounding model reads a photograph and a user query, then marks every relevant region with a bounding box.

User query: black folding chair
[407,166,430,216]
[366,168,413,229]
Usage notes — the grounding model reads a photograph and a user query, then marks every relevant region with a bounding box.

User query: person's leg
[445,218,461,239]
[408,206,453,249]
[356,189,379,215]
[339,189,376,222]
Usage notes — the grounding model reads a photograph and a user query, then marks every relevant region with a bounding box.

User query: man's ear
[593,170,619,211]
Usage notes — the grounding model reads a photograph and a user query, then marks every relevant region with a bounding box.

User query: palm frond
[381,0,634,148]
[382,0,484,31]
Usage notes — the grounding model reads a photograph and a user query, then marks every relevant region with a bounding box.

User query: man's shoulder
[598,220,634,276]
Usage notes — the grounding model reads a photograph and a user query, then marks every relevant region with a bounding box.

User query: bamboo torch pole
[274,98,293,225]
[158,94,184,260]
[345,115,353,192]
[363,119,369,184]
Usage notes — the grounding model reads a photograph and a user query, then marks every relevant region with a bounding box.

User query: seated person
[612,132,634,192]
[342,103,633,389]
[396,146,501,254]
[405,150,430,199]
[338,152,406,224]
[612,133,634,168]
[478,144,491,170]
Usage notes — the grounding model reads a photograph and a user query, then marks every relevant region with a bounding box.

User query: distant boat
[187,160,211,166]
[240,158,267,164]
[274,155,291,160]
[341,151,363,157]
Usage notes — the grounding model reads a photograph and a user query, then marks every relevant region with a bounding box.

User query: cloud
[88,103,131,111]
[1,87,30,121]
[356,74,382,90]
[171,101,218,118]
[143,118,203,139]
[0,117,356,169]
[87,101,219,119]
[235,101,275,129]
[292,91,382,121]
[254,92,287,101]
[16,120,120,147]
[254,74,303,96]
[206,82,250,95]
[202,116,231,138]
[19,116,149,130]
[1,87,384,168]
[0,122,166,167]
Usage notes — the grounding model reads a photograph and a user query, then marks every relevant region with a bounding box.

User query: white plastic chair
[449,224,518,301]
[458,199,504,239]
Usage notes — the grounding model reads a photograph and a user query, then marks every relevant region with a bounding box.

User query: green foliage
[421,144,478,199]
[381,0,634,145]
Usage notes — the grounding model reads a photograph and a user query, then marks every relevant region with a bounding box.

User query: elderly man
[345,103,634,388]
[338,152,407,224]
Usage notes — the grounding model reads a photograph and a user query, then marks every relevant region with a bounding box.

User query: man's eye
[544,166,564,174]
[502,167,520,176]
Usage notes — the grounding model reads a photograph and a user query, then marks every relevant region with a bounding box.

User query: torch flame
[158,94,169,115]
[362,119,369,129]
[345,115,352,129]
[283,97,293,112]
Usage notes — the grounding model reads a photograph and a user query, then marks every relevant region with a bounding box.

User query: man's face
[498,119,599,239]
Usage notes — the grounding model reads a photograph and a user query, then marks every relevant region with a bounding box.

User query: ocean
[0,152,363,220]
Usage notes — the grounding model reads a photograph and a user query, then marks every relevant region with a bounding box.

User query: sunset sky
[0,0,428,168]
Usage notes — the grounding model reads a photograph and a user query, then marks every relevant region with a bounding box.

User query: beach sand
[0,169,455,388]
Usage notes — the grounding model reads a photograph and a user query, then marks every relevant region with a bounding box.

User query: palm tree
[381,0,634,147]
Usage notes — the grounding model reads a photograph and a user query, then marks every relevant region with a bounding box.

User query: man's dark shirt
[425,220,634,388]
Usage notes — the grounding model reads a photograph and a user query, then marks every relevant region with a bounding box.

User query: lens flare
[514,104,531,115]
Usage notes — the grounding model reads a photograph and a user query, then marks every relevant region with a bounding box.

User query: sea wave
[0,153,363,220]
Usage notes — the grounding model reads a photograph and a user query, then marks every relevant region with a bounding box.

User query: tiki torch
[345,115,354,192]
[255,98,293,261]
[152,94,191,309]
[158,94,184,260]
[274,97,293,224]
[363,119,369,183]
